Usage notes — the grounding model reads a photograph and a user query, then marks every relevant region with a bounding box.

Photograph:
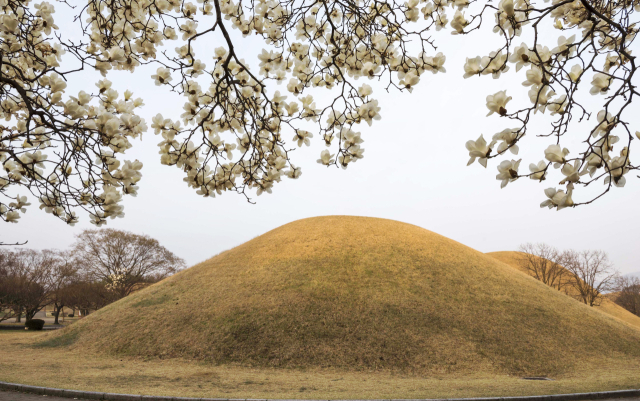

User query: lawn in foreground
[2,332,639,399]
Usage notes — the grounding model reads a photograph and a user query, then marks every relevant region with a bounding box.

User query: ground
[1,391,640,401]
[1,332,640,399]
[0,316,81,328]
[4,218,640,398]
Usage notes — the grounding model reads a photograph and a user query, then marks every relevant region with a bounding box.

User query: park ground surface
[0,393,639,401]
[2,332,640,399]
[0,316,82,329]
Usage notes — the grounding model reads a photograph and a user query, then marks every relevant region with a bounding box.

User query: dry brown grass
[3,331,640,399]
[486,251,640,331]
[29,217,640,379]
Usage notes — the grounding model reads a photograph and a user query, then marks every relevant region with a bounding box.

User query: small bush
[67,313,74,317]
[25,319,45,331]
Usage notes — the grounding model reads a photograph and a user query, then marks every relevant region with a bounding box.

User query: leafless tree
[73,229,186,299]
[0,249,57,321]
[612,275,640,316]
[0,252,19,322]
[64,277,118,315]
[517,243,571,293]
[562,249,618,307]
[48,252,79,324]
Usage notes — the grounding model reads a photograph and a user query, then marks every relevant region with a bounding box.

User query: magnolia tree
[0,0,638,228]
[72,229,185,298]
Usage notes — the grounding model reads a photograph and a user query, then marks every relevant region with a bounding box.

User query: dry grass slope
[486,251,640,330]
[42,216,640,377]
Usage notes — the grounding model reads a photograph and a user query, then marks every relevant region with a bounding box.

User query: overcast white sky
[3,4,640,275]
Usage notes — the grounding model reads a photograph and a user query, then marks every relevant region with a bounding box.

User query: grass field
[0,317,81,327]
[2,331,640,399]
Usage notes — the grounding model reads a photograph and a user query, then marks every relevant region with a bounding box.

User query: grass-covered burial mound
[50,216,640,376]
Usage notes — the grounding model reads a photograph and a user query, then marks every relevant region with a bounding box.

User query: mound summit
[54,216,640,375]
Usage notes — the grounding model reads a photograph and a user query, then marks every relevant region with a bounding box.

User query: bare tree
[0,249,57,321]
[73,229,185,299]
[517,243,570,293]
[64,277,118,315]
[612,275,640,316]
[0,252,19,322]
[48,253,79,325]
[562,249,618,307]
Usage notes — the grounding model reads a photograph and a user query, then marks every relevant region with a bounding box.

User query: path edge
[2,381,640,401]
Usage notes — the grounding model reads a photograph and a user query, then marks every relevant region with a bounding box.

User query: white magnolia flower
[486,90,512,116]
[151,68,172,85]
[496,159,521,188]
[450,10,468,34]
[286,165,302,179]
[358,100,381,126]
[593,110,614,137]
[465,135,492,167]
[544,144,569,166]
[528,86,555,113]
[293,130,313,147]
[522,66,544,87]
[509,43,530,72]
[431,52,447,73]
[603,54,620,72]
[358,84,373,97]
[604,155,630,187]
[590,73,612,95]
[481,50,510,78]
[529,161,547,181]
[551,35,576,56]
[582,142,610,177]
[9,195,31,212]
[529,45,551,64]
[492,128,520,154]
[463,56,482,78]
[547,94,567,115]
[4,210,20,223]
[499,0,515,17]
[559,160,584,184]
[435,12,448,30]
[400,71,420,92]
[316,149,334,165]
[540,187,574,210]
[568,64,583,82]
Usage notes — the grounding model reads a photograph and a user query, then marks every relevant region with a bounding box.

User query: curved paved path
[1,391,83,401]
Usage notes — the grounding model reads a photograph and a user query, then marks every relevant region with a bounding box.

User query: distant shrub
[25,319,45,331]
[67,313,74,317]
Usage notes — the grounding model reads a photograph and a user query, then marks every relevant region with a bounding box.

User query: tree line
[518,243,640,316]
[0,229,185,324]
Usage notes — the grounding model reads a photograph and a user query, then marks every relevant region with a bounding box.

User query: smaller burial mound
[487,251,640,331]
[46,216,640,376]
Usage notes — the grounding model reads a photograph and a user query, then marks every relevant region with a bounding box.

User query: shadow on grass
[33,330,79,348]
